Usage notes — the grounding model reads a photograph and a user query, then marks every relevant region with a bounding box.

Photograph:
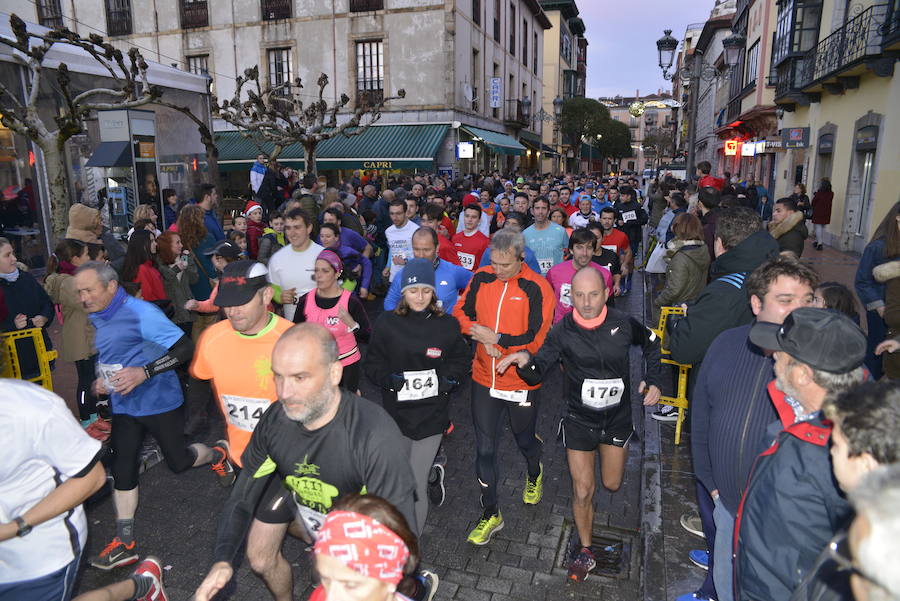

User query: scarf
[93,286,128,321]
[58,260,77,276]
[0,268,19,282]
[573,305,608,329]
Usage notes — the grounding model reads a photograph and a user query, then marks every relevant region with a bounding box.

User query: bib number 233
[397,369,438,401]
[581,378,624,410]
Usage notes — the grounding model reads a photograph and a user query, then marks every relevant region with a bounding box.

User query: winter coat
[648,186,667,227]
[652,240,710,321]
[256,229,286,265]
[246,219,266,259]
[768,211,808,257]
[668,230,780,366]
[0,270,55,379]
[874,259,900,379]
[855,238,890,313]
[64,203,101,244]
[700,208,720,263]
[811,190,833,225]
[158,258,198,325]
[791,192,811,218]
[44,272,95,362]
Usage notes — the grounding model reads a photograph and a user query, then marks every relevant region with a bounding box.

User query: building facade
[598,92,678,175]
[9,0,551,179]
[772,0,900,252]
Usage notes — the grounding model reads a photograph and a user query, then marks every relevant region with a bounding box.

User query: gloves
[386,373,405,392]
[438,377,458,394]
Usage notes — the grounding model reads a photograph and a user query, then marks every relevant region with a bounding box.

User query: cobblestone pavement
[50,236,861,600]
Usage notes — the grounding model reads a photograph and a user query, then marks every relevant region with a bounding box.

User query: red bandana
[314,510,410,585]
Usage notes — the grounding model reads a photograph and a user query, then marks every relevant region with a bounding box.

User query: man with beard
[194,323,419,601]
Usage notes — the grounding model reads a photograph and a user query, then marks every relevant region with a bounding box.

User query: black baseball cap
[203,239,242,259]
[749,307,866,373]
[215,261,270,307]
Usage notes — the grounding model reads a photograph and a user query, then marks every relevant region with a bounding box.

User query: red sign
[724,140,739,156]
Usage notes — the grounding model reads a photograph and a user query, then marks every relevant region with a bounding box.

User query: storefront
[457,125,525,174]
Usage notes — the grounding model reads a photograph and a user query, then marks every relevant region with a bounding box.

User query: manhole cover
[555,519,636,580]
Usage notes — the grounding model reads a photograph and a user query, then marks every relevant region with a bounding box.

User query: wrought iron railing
[350,0,384,11]
[504,99,528,127]
[356,88,384,107]
[881,0,900,46]
[774,55,812,98]
[181,0,208,28]
[796,3,888,87]
[261,0,291,20]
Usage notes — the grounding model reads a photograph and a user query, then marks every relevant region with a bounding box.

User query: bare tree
[0,14,160,236]
[215,68,405,175]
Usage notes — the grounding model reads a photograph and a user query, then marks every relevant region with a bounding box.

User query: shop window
[356,40,384,107]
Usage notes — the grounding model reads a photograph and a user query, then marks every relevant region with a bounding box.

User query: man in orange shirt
[453,229,556,546]
[598,207,633,293]
[190,261,293,469]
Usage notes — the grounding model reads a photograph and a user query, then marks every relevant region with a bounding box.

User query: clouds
[580,0,711,99]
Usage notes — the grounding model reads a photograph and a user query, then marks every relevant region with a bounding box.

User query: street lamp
[522,97,532,122]
[655,29,745,180]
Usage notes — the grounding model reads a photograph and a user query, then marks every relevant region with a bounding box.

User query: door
[856,151,875,237]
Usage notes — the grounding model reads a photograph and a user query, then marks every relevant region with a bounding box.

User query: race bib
[538,258,553,274]
[559,282,572,307]
[602,244,619,253]
[97,363,123,392]
[581,378,625,410]
[295,501,327,539]
[397,369,438,401]
[490,387,529,405]
[222,394,270,431]
[622,210,637,222]
[458,251,476,271]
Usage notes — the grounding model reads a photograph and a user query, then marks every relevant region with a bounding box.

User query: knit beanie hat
[401,258,435,293]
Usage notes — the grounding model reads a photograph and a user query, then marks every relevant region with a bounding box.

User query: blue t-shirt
[384,259,473,314]
[523,223,569,274]
[89,290,185,417]
[479,246,543,274]
[591,198,613,214]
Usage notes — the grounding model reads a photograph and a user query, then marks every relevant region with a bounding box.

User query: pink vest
[303,289,360,366]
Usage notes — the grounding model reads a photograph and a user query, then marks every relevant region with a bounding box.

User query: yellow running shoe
[467,511,504,545]
[523,463,543,505]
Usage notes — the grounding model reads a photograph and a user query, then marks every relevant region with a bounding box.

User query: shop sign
[741,141,756,157]
[855,126,878,151]
[457,141,475,159]
[765,139,782,150]
[754,140,767,154]
[363,161,394,169]
[490,78,502,109]
[724,139,740,156]
[438,166,453,178]
[138,142,156,158]
[782,127,810,148]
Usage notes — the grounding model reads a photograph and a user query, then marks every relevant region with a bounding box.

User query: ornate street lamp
[722,31,747,70]
[522,97,532,122]
[656,29,678,76]
[552,96,564,117]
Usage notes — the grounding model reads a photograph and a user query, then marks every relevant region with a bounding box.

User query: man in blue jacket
[734,308,867,601]
[689,256,818,601]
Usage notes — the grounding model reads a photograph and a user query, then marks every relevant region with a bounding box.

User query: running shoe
[467,511,504,545]
[427,464,445,507]
[689,549,710,570]
[444,421,455,436]
[650,405,679,422]
[132,556,168,601]
[432,442,447,467]
[417,569,440,601]
[522,463,543,505]
[567,546,597,582]
[211,440,236,487]
[680,511,705,539]
[90,537,139,570]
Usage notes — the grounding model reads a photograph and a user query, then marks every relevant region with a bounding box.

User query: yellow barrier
[651,306,691,445]
[1,327,58,391]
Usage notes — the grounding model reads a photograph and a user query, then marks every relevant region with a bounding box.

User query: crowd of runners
[2,167,900,601]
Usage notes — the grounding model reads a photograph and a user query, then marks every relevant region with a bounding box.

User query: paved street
[48,236,860,601]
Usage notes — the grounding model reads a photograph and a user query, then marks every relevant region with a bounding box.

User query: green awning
[519,130,542,149]
[215,123,449,172]
[460,125,526,156]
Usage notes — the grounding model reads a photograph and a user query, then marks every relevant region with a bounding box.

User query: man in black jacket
[734,309,867,601]
[690,256,818,601]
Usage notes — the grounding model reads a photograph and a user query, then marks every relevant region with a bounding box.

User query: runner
[568,195,599,229]
[545,228,613,324]
[497,266,662,581]
[365,259,471,530]
[523,196,569,275]
[453,229,556,545]
[597,207,633,294]
[193,323,422,601]
[73,262,233,570]
[384,227,472,314]
[293,250,370,392]
[586,222,623,296]
[420,203,459,265]
[190,261,294,469]
[267,208,323,321]
[384,199,419,283]
[451,204,491,271]
[478,212,543,274]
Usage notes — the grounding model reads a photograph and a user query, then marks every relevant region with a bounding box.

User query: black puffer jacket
[668,229,779,365]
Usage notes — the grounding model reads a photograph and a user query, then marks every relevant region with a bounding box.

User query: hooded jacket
[668,230,779,365]
[652,239,710,321]
[44,272,95,362]
[64,204,101,244]
[769,210,808,256]
[734,381,851,601]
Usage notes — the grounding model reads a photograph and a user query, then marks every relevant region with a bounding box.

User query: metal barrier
[651,306,691,444]
[1,327,58,391]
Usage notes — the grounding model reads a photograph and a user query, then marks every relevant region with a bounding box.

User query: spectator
[156,231,198,336]
[243,201,266,260]
[121,230,166,303]
[768,197,808,257]
[696,161,725,191]
[162,188,179,230]
[256,211,286,265]
[652,213,710,323]
[790,182,811,219]
[195,183,224,241]
[697,187,722,263]
[854,201,900,379]
[735,308,867,601]
[812,281,859,324]
[810,179,833,251]
[873,258,900,379]
[177,204,218,338]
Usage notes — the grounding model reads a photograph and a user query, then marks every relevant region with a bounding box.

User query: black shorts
[558,414,633,451]
[254,475,295,524]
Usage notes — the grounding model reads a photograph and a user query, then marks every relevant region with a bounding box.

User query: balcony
[796,4,893,92]
[350,0,383,11]
[884,0,900,50]
[774,55,814,107]
[181,0,208,29]
[261,0,291,20]
[503,99,529,128]
[356,88,384,108]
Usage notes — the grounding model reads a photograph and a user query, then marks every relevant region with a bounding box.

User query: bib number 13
[581,378,625,410]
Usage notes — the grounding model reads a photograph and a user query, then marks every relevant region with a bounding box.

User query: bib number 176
[581,378,625,410]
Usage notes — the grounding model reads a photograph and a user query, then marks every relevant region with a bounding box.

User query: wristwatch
[14,516,32,537]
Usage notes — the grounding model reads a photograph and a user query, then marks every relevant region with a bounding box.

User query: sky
[579,0,713,99]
